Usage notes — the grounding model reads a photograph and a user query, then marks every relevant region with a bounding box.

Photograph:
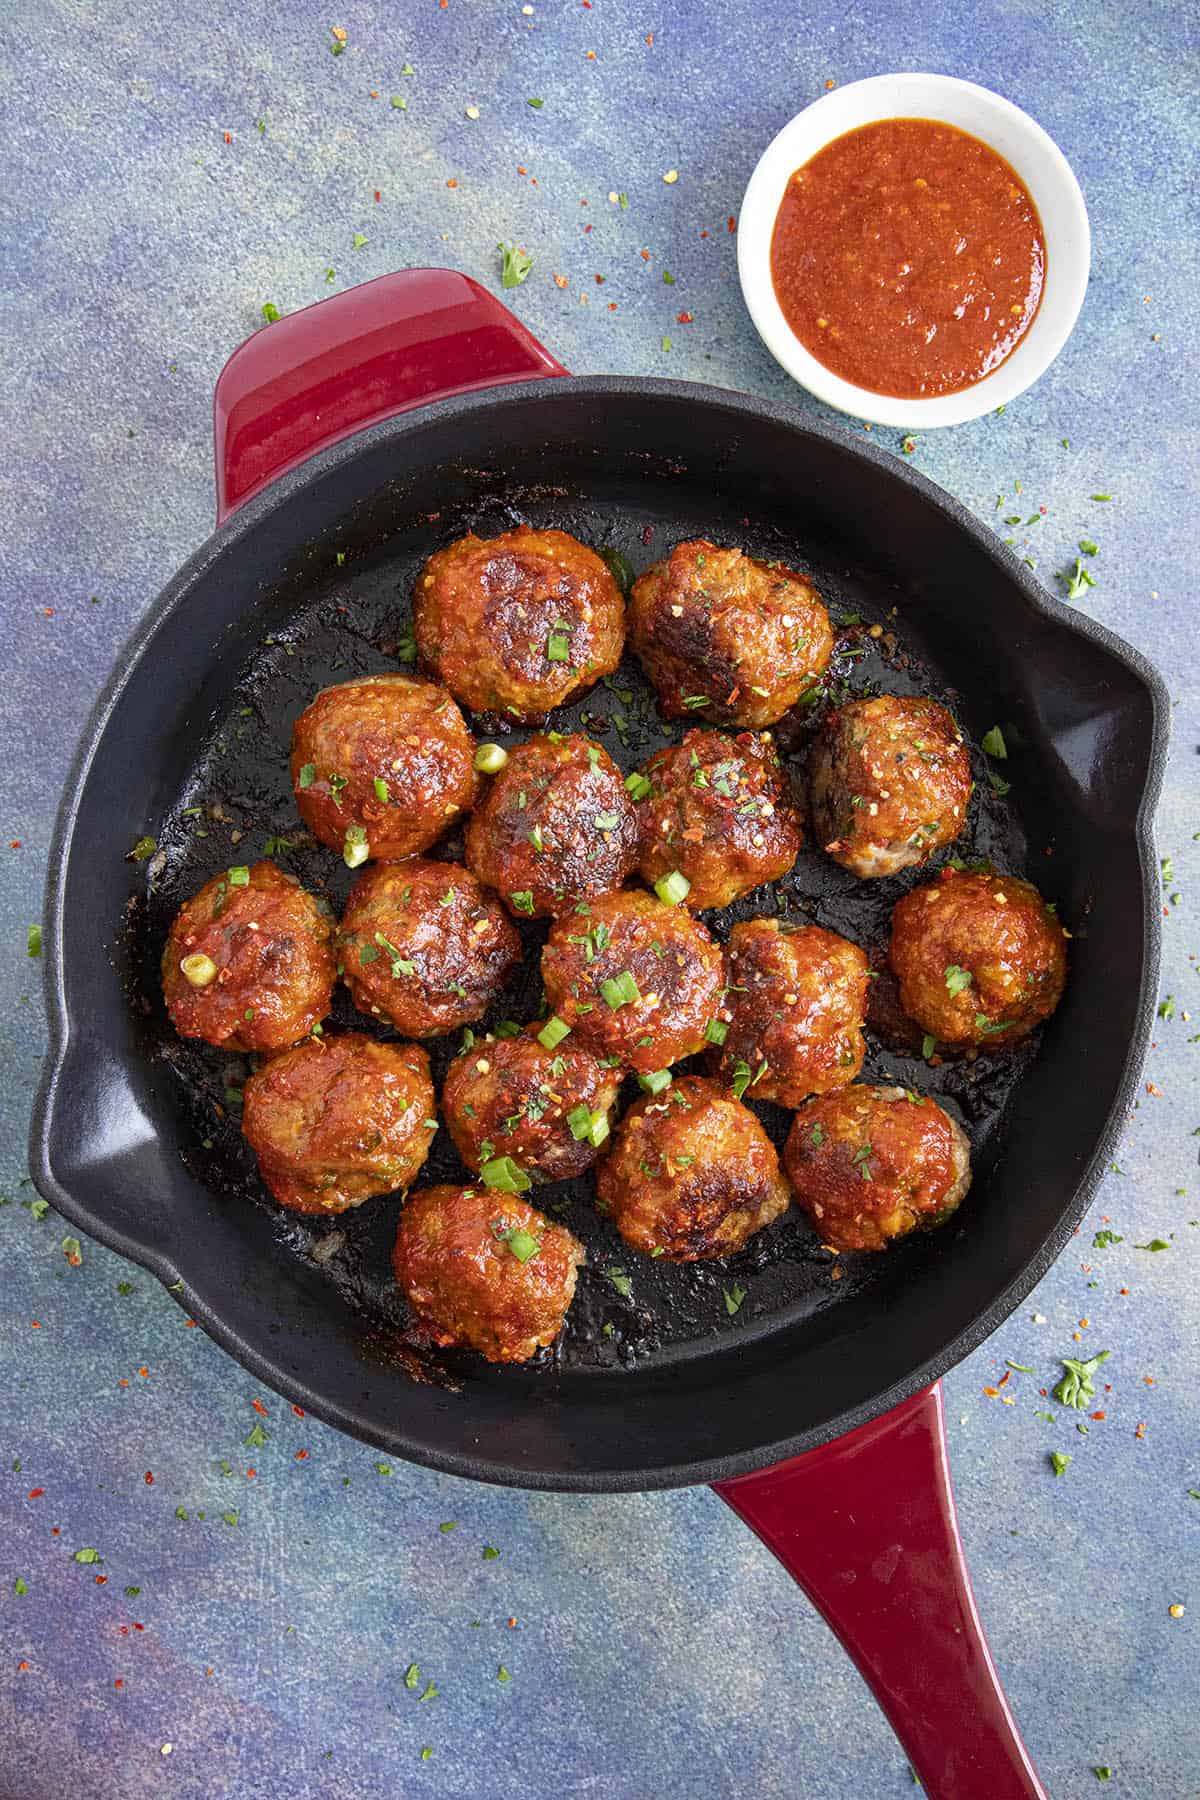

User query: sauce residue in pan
[770,117,1046,399]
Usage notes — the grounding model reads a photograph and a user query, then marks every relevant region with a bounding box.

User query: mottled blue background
[1,2,1197,1796]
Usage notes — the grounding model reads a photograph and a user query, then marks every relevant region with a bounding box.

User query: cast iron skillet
[30,271,1167,1799]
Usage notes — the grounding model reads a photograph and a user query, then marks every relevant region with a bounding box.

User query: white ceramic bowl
[737,73,1091,428]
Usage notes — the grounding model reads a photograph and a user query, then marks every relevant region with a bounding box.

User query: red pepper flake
[374,190,381,202]
[639,248,650,261]
[30,1321,40,1330]
[594,273,605,284]
[446,178,458,189]
[728,215,737,233]
[10,841,21,848]
[138,1366,149,1378]
[252,1398,269,1416]
[676,311,693,323]
[133,1622,145,1632]
[50,1528,60,1537]
[982,1385,999,1397]
[1135,1421,1146,1439]
[586,49,597,59]
[295,1448,309,1460]
[245,1468,256,1479]
[95,1575,107,1585]
[119,1626,129,1636]
[645,31,654,43]
[184,1319,197,1328]
[1146,1082,1161,1096]
[292,1404,305,1418]
[143,1472,154,1486]
[1120,1287,1130,1295]
[517,166,527,176]
[553,273,569,289]
[17,1663,29,1673]
[997,1369,1011,1388]
[507,1616,517,1627]
[825,78,836,90]
[114,1679,123,1689]
[27,1489,43,1499]
[118,1378,129,1388]
[584,222,593,233]
[1144,1375,1155,1385]
[223,132,232,144]
[700,230,709,239]
[1091,1410,1106,1420]
[42,607,54,617]
[440,0,447,10]
[607,301,618,310]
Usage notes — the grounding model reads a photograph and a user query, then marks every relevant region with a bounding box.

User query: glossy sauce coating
[810,695,971,878]
[628,540,834,728]
[771,118,1046,399]
[290,675,478,861]
[242,1032,435,1215]
[338,859,521,1038]
[541,887,725,1074]
[708,919,869,1107]
[596,1075,792,1260]
[889,866,1067,1045]
[161,859,335,1053]
[414,526,625,723]
[465,733,639,919]
[393,1184,585,1362]
[442,1024,622,1183]
[784,1083,971,1252]
[635,729,803,910]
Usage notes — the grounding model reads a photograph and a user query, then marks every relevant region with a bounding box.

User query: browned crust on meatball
[889,867,1068,1046]
[634,729,803,910]
[628,540,834,729]
[338,859,521,1038]
[465,734,638,919]
[783,1083,971,1252]
[442,1024,622,1183]
[161,859,335,1053]
[413,526,625,723]
[810,696,972,878]
[290,675,479,862]
[596,1075,792,1261]
[393,1184,584,1362]
[708,920,869,1107]
[541,888,724,1074]
[242,1032,436,1215]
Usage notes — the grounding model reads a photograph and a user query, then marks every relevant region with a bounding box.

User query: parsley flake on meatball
[889,867,1068,1046]
[465,733,638,919]
[596,1075,792,1260]
[540,888,724,1074]
[393,1184,585,1363]
[162,859,335,1053]
[708,919,870,1107]
[290,675,478,865]
[414,526,624,723]
[810,695,971,878]
[242,1032,436,1215]
[633,728,803,910]
[628,539,834,728]
[784,1084,971,1252]
[339,859,520,1038]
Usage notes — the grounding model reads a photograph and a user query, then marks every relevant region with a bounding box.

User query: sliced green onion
[510,890,536,916]
[593,812,620,831]
[638,1068,672,1095]
[654,870,691,906]
[537,1015,570,1049]
[546,625,572,663]
[474,742,509,774]
[481,1156,532,1195]
[980,726,1007,760]
[567,1103,594,1140]
[587,1111,609,1148]
[731,1057,767,1100]
[297,762,316,789]
[180,953,218,988]
[600,970,641,1011]
[496,1224,539,1261]
[373,776,390,802]
[495,1019,522,1038]
[704,1018,728,1046]
[227,866,250,886]
[624,771,652,801]
[343,825,370,870]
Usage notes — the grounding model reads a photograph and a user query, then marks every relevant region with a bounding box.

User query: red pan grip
[714,1383,1046,1799]
[213,267,569,522]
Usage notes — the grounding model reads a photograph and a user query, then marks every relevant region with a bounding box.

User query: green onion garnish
[474,743,509,774]
[537,1015,570,1049]
[638,1069,672,1095]
[704,1018,728,1045]
[481,1157,532,1195]
[654,870,690,906]
[343,825,370,869]
[600,971,640,1011]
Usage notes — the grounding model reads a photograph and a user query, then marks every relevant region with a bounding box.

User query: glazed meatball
[709,920,869,1107]
[889,867,1068,1046]
[290,675,478,863]
[414,526,624,723]
[596,1075,792,1260]
[541,888,724,1074]
[628,540,834,728]
[810,695,971,878]
[162,859,335,1053]
[465,734,638,919]
[784,1084,971,1252]
[442,1024,622,1184]
[634,729,803,910]
[393,1184,584,1363]
[338,859,521,1038]
[242,1033,436,1215]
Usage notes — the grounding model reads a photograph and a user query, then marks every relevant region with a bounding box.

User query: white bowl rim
[737,73,1092,428]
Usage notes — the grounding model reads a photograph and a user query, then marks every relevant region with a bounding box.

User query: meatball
[393,1184,584,1363]
[338,859,521,1038]
[290,675,478,863]
[709,920,869,1107]
[628,539,834,728]
[414,526,624,723]
[541,888,724,1074]
[465,733,639,919]
[889,867,1068,1046]
[634,728,803,910]
[596,1075,792,1260]
[810,695,971,878]
[242,1033,436,1215]
[783,1084,971,1252]
[162,859,335,1053]
[442,1024,622,1184]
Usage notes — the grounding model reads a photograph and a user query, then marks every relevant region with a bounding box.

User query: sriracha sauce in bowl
[737,74,1090,428]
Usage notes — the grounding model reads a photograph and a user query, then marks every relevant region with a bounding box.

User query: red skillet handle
[714,1383,1046,1799]
[213,267,570,522]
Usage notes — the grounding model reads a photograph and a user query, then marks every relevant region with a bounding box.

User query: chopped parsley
[1052,1348,1110,1410]
[499,242,534,288]
[944,965,973,997]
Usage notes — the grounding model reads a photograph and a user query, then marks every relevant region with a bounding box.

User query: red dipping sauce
[770,118,1046,399]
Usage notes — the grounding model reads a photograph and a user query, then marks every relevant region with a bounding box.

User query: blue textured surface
[2,2,1197,1796]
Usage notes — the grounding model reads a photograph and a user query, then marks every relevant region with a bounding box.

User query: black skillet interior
[34,380,1165,1490]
